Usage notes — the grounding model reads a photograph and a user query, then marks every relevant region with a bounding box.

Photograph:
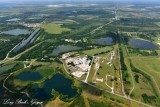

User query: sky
[1,0,160,1]
[1,0,160,4]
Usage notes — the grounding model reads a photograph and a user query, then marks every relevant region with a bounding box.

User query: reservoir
[17,71,43,81]
[32,73,78,100]
[1,28,30,36]
[52,45,81,56]
[12,28,40,52]
[128,38,158,50]
[6,18,21,22]
[93,37,114,45]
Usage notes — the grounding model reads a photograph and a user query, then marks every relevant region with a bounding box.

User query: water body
[12,28,40,52]
[32,73,78,100]
[28,17,41,20]
[52,45,81,56]
[6,18,21,22]
[128,38,158,50]
[17,71,43,81]
[1,28,30,36]
[93,37,114,45]
[32,88,52,100]
[0,16,5,18]
[0,87,10,99]
[52,21,69,24]
[0,88,5,95]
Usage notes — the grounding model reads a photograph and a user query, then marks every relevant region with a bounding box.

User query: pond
[52,45,82,56]
[12,28,40,52]
[52,21,69,24]
[92,37,114,45]
[32,87,52,100]
[17,71,43,81]
[0,88,5,95]
[6,18,21,22]
[1,28,30,36]
[28,17,41,20]
[31,73,78,100]
[128,38,158,50]
[0,16,5,18]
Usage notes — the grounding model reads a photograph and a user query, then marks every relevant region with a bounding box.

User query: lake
[6,18,21,22]
[31,86,52,100]
[0,88,5,96]
[128,38,158,50]
[0,16,5,18]
[52,45,82,56]
[52,21,69,24]
[12,28,40,52]
[1,28,30,36]
[31,73,78,100]
[17,71,43,81]
[93,37,114,45]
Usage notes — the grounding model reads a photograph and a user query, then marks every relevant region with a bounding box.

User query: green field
[131,71,158,103]
[82,46,113,56]
[0,63,16,74]
[129,58,160,105]
[86,45,124,95]
[0,62,24,74]
[154,22,160,27]
[131,57,160,91]
[41,23,71,34]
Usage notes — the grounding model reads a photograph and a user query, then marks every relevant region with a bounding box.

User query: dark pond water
[31,73,78,100]
[93,37,114,45]
[32,87,53,100]
[17,71,43,81]
[0,88,5,95]
[128,38,158,50]
[1,28,30,36]
[52,45,81,56]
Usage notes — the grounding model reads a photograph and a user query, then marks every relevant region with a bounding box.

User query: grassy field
[0,63,16,74]
[87,45,124,95]
[82,46,113,56]
[129,57,160,105]
[131,71,158,103]
[131,57,160,91]
[0,62,24,74]
[154,22,160,27]
[44,90,130,107]
[41,23,71,34]
[87,60,97,83]
[45,97,72,107]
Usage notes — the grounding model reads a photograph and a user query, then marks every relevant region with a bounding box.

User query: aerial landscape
[0,0,160,107]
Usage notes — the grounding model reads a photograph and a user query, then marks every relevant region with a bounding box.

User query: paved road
[1,42,43,64]
[84,56,95,82]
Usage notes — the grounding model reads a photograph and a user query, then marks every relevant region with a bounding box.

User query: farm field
[82,46,113,56]
[41,23,71,34]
